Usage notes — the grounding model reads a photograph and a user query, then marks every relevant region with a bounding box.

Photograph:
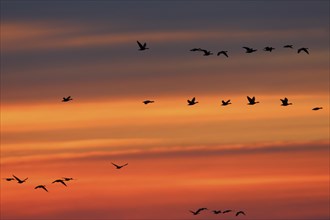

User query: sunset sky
[1,1,329,220]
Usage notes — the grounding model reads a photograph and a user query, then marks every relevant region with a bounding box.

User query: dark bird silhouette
[62,96,72,102]
[201,49,213,56]
[189,208,208,215]
[264,46,275,52]
[62,177,75,181]
[283,45,293,49]
[187,97,198,106]
[297,47,309,54]
[3,178,15,181]
[35,185,48,192]
[247,96,259,105]
[111,162,128,169]
[222,209,233,214]
[243,47,257,53]
[280,97,292,106]
[217,50,228,57]
[312,107,323,111]
[236,211,246,216]
[212,210,221,214]
[143,100,154,105]
[52,179,67,186]
[137,41,149,50]
[190,48,202,52]
[12,175,28,184]
[222,100,232,106]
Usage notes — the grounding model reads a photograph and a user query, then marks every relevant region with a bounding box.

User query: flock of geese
[4,40,323,219]
[190,207,246,216]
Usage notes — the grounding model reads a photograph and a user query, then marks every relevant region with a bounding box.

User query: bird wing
[42,186,48,192]
[217,52,221,56]
[192,97,196,102]
[111,162,120,168]
[247,96,253,102]
[137,41,143,49]
[12,175,22,182]
[123,163,128,167]
[224,52,228,57]
[303,48,309,54]
[143,43,147,47]
[243,47,250,50]
[60,180,67,186]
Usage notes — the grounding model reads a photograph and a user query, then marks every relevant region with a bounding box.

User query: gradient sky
[1,1,329,220]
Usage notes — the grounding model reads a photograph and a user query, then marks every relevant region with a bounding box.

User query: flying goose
[52,179,67,186]
[264,46,275,52]
[312,107,323,111]
[189,208,208,215]
[221,100,232,106]
[35,185,48,192]
[12,175,28,184]
[236,211,246,216]
[242,47,257,53]
[3,178,15,181]
[111,162,128,169]
[143,100,155,105]
[62,96,72,102]
[137,41,149,50]
[187,97,198,105]
[283,45,293,49]
[280,97,292,106]
[212,210,221,214]
[217,51,228,57]
[190,48,202,52]
[297,47,309,54]
[222,209,232,214]
[247,96,259,105]
[62,177,75,181]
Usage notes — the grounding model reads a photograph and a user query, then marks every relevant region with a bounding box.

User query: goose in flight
[221,100,232,106]
[189,208,208,215]
[137,41,149,51]
[297,47,309,54]
[143,100,155,105]
[3,177,15,181]
[236,211,246,216]
[243,47,257,53]
[284,45,293,49]
[201,49,213,56]
[35,185,48,192]
[52,179,67,186]
[190,48,202,52]
[247,96,259,105]
[187,97,198,105]
[264,46,275,52]
[222,209,233,214]
[111,162,128,169]
[217,50,228,57]
[62,177,75,181]
[312,107,323,111]
[62,96,73,102]
[280,97,292,106]
[212,210,221,214]
[12,175,28,184]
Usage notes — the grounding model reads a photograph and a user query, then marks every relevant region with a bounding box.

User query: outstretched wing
[137,41,143,49]
[247,96,253,102]
[12,175,22,182]
[111,162,120,168]
[192,97,196,102]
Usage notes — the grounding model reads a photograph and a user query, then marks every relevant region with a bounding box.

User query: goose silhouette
[190,48,202,52]
[111,162,128,169]
[222,100,232,106]
[12,175,28,184]
[62,177,75,181]
[52,179,67,186]
[201,49,213,56]
[189,208,208,215]
[312,107,323,111]
[297,47,309,54]
[247,96,259,105]
[280,97,292,106]
[62,96,72,102]
[3,178,15,181]
[137,41,149,50]
[243,47,257,53]
[222,209,232,214]
[143,100,154,105]
[284,45,293,49]
[236,211,246,216]
[212,210,221,214]
[35,185,48,192]
[187,97,198,105]
[217,51,228,57]
[264,46,275,52]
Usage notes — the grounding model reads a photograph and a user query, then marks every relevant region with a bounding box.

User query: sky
[0,1,329,220]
